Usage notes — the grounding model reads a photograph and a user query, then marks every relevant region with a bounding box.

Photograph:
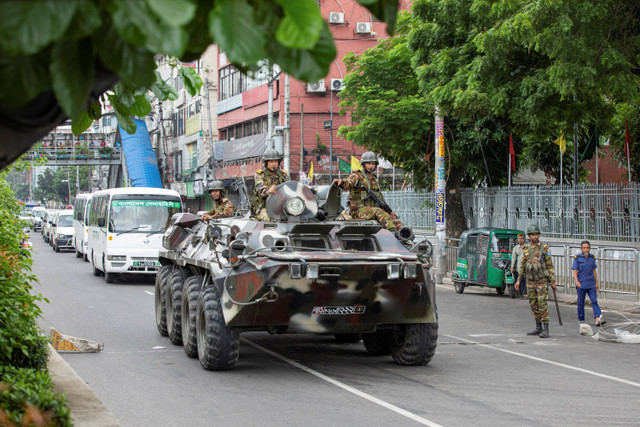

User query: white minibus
[73,193,92,259]
[87,187,182,283]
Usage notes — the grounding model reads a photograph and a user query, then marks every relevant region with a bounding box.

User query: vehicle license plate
[133,261,160,267]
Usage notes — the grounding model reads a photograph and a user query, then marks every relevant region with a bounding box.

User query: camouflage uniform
[206,197,234,219]
[519,243,554,323]
[252,168,290,221]
[337,170,403,232]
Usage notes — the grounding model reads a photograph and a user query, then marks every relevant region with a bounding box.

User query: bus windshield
[109,200,181,234]
[57,215,73,227]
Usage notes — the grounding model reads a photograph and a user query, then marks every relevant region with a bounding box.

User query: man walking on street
[252,149,290,221]
[510,233,527,298]
[333,151,404,234]
[515,224,556,338]
[573,240,605,327]
[201,181,234,220]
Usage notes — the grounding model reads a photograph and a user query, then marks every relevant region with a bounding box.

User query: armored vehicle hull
[156,182,437,370]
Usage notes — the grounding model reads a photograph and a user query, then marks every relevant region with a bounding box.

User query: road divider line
[241,337,442,427]
[143,290,154,296]
[444,333,640,389]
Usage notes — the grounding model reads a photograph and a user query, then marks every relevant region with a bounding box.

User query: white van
[32,207,46,231]
[51,210,74,252]
[87,187,182,283]
[73,194,92,259]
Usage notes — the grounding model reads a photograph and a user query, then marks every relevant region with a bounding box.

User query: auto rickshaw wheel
[496,284,506,295]
[508,284,517,299]
[453,280,465,294]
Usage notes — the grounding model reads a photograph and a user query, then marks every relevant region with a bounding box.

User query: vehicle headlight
[107,255,126,261]
[284,197,305,216]
[57,233,65,239]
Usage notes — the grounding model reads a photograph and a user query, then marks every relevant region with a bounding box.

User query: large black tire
[453,280,465,294]
[508,284,517,299]
[92,253,102,277]
[105,272,116,284]
[181,275,203,358]
[334,333,362,343]
[197,285,240,370]
[362,330,391,355]
[75,248,82,258]
[166,268,190,345]
[389,323,438,366]
[154,265,174,336]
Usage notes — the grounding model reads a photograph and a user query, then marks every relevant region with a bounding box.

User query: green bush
[0,365,71,426]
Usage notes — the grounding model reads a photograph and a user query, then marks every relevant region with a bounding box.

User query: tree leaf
[49,39,94,120]
[0,50,49,108]
[357,0,399,35]
[150,71,179,100]
[128,94,152,117]
[267,23,336,82]
[111,100,137,134]
[179,66,203,96]
[71,110,94,134]
[64,1,102,40]
[208,0,267,64]
[147,0,197,27]
[274,0,323,49]
[0,1,77,55]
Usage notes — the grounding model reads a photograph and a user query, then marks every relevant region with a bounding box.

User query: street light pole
[329,89,334,182]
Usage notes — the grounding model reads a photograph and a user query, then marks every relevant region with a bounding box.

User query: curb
[48,345,120,427]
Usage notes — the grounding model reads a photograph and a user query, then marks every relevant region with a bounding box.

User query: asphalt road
[31,235,640,427]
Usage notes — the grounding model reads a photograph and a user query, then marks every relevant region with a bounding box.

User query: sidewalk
[48,345,120,426]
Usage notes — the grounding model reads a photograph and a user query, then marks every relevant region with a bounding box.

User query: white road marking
[143,290,154,296]
[241,337,443,427]
[444,333,640,389]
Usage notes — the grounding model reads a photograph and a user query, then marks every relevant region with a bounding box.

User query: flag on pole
[509,134,516,171]
[338,157,351,173]
[580,125,600,162]
[555,130,566,155]
[350,156,362,171]
[308,161,314,181]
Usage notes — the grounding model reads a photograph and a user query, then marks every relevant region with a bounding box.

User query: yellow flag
[555,130,566,155]
[350,155,362,171]
[309,161,314,180]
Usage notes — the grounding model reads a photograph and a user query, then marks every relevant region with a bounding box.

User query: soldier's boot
[527,321,543,336]
[539,323,550,338]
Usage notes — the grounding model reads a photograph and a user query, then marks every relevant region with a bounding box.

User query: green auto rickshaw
[452,228,524,298]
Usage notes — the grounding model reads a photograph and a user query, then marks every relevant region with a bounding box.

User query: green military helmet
[360,151,378,165]
[262,148,283,164]
[208,180,225,193]
[526,224,541,235]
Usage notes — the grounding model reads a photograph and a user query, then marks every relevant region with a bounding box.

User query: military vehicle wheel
[181,275,203,358]
[334,333,361,343]
[390,323,438,366]
[496,284,505,295]
[453,280,465,294]
[154,265,174,336]
[166,268,190,345]
[197,285,240,371]
[362,330,391,355]
[508,284,517,299]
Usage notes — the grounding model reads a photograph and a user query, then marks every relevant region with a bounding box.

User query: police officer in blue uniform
[572,240,605,326]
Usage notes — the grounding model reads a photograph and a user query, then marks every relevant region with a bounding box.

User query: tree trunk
[446,166,467,239]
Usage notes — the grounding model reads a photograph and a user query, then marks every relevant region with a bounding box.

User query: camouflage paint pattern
[206,197,235,218]
[519,243,554,323]
[253,168,290,212]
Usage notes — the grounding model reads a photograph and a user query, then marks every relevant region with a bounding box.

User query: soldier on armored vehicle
[252,149,290,221]
[333,151,412,241]
[156,178,437,371]
[200,181,234,221]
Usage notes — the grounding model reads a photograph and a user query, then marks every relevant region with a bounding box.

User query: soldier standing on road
[510,233,527,299]
[333,151,404,233]
[572,240,605,327]
[252,149,290,221]
[201,181,234,220]
[515,224,556,338]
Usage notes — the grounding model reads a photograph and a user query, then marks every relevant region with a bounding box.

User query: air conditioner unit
[330,79,344,91]
[355,22,372,34]
[307,80,326,93]
[329,12,344,24]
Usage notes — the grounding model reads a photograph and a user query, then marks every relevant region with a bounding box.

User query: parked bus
[73,194,92,259]
[87,187,182,283]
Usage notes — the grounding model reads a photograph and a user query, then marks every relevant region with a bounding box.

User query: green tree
[0,0,399,169]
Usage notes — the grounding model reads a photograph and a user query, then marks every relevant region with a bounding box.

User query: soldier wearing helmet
[516,224,556,338]
[333,151,404,233]
[201,180,234,221]
[252,149,290,221]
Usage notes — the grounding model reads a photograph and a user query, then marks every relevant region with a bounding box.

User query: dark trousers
[577,286,602,322]
[514,271,527,295]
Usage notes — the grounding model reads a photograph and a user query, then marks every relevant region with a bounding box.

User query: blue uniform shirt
[572,253,597,289]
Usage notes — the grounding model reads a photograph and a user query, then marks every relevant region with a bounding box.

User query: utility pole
[300,104,304,177]
[329,89,334,182]
[267,63,274,143]
[284,73,290,171]
[204,75,215,179]
[434,107,446,284]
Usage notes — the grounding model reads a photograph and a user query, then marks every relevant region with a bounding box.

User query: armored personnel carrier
[155,180,437,370]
